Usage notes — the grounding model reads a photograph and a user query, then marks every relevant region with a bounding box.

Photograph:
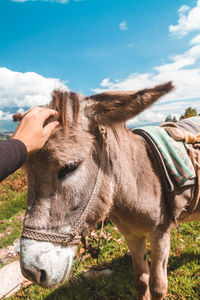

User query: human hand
[12,107,60,154]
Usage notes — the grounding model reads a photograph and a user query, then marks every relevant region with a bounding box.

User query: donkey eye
[58,162,80,180]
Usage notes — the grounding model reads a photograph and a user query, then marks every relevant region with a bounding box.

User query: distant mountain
[0,132,13,140]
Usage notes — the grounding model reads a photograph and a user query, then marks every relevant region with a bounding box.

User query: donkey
[18,82,200,300]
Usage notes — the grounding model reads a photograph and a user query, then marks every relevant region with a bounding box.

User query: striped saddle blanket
[134,116,200,192]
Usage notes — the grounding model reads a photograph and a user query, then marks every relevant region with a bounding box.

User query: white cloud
[190,34,200,45]
[119,21,128,31]
[11,0,69,3]
[127,110,165,127]
[0,111,13,121]
[169,0,200,37]
[178,5,190,14]
[100,78,111,87]
[0,67,68,107]
[17,108,25,114]
[93,36,200,103]
[92,32,200,126]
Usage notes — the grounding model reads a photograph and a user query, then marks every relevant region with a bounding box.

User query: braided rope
[22,127,108,247]
[22,227,81,246]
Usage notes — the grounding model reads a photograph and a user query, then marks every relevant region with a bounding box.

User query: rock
[84,268,113,278]
[0,261,32,299]
[13,239,20,254]
[99,269,113,277]
[0,246,17,265]
[0,240,20,265]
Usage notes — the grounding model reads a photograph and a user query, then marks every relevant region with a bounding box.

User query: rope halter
[21,126,108,247]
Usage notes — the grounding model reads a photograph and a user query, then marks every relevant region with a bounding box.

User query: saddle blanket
[133,116,200,191]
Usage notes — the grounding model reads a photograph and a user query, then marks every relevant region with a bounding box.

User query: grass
[0,169,200,299]
[0,191,26,220]
[0,211,25,249]
[0,169,27,250]
[5,221,200,300]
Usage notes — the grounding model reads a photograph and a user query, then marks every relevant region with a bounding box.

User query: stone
[0,261,32,299]
[84,268,113,278]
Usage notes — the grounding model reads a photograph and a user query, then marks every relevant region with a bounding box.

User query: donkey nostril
[21,265,47,285]
[40,269,47,283]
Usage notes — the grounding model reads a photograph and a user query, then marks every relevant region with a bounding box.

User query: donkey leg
[126,237,150,300]
[149,231,171,300]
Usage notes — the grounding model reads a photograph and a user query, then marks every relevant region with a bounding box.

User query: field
[0,169,199,299]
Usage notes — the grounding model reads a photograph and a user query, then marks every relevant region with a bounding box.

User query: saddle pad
[133,126,196,190]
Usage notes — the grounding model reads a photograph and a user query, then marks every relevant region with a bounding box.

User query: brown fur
[19,82,199,300]
[85,82,174,126]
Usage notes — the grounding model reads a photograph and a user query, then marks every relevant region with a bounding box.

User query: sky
[0,0,200,130]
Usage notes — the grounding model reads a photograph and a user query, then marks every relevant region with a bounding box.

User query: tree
[164,114,178,123]
[180,107,198,120]
[172,116,178,123]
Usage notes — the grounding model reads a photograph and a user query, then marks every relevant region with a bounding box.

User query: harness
[21,126,108,247]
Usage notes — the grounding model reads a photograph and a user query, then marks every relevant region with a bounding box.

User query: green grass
[168,222,200,299]
[0,170,27,268]
[0,190,26,220]
[0,190,26,250]
[0,213,24,249]
[5,221,200,300]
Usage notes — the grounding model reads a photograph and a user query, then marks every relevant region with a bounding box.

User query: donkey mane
[48,90,123,150]
[49,90,80,127]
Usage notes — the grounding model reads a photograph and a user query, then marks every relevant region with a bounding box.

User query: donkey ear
[85,82,174,126]
[13,113,24,122]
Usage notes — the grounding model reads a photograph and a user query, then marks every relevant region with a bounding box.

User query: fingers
[38,108,59,122]
[24,107,58,122]
[43,121,60,139]
[13,107,59,124]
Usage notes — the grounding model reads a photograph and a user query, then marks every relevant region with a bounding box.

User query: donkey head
[19,82,174,288]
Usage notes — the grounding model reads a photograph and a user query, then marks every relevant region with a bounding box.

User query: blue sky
[0,0,200,129]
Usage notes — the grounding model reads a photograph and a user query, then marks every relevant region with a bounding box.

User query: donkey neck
[108,127,147,186]
[108,127,164,237]
[109,126,162,208]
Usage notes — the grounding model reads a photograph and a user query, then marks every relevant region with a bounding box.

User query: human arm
[0,139,27,182]
[0,107,59,182]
